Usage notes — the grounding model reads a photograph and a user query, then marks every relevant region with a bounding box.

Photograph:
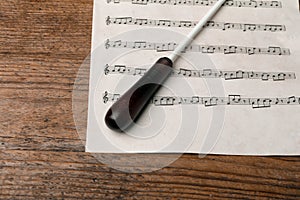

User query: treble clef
[106,16,111,25]
[103,91,109,104]
[104,64,110,75]
[105,39,110,49]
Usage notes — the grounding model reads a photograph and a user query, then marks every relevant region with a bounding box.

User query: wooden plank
[0,150,299,199]
[0,0,91,152]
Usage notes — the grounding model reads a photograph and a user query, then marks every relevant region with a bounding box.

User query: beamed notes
[106,16,286,33]
[103,91,300,109]
[105,39,291,55]
[107,0,282,8]
[104,64,296,81]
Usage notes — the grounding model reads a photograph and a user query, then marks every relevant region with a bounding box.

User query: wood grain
[0,0,299,199]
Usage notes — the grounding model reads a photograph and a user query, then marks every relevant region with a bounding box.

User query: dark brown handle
[105,57,173,132]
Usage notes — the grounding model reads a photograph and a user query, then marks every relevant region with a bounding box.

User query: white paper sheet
[86,0,300,154]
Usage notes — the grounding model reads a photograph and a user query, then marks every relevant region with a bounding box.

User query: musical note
[157,97,176,106]
[106,16,286,33]
[107,0,282,8]
[178,68,192,77]
[203,97,219,107]
[103,91,300,109]
[133,68,147,76]
[103,64,296,81]
[103,91,120,103]
[105,40,291,56]
[113,65,127,73]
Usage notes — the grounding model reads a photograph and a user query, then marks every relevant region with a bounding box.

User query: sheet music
[104,64,296,81]
[104,91,300,108]
[106,16,286,32]
[107,0,283,8]
[86,0,300,154]
[105,39,291,55]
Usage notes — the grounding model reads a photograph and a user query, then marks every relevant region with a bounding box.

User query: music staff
[106,16,286,33]
[103,91,300,109]
[106,0,282,8]
[105,39,291,56]
[104,64,296,81]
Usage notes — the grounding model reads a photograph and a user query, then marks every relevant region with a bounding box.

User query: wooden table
[1,1,299,199]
